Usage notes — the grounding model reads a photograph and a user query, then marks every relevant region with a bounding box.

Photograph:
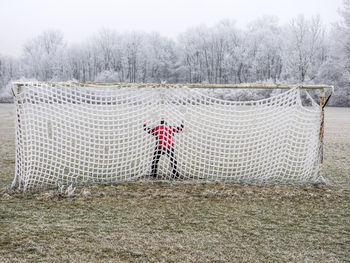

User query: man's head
[160,120,166,125]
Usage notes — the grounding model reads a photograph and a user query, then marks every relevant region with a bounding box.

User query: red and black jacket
[144,123,184,149]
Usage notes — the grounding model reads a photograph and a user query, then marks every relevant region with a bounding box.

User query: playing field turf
[0,104,349,262]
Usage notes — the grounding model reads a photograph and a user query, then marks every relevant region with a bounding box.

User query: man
[144,119,184,178]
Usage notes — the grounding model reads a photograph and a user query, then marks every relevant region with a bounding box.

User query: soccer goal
[11,82,333,191]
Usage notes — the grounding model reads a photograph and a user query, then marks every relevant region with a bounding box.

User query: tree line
[1,1,349,106]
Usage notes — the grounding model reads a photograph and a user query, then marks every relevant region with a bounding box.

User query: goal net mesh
[13,83,322,190]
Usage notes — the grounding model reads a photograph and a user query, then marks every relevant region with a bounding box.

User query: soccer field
[0,104,349,262]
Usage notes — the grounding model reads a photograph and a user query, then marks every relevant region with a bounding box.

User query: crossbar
[13,82,333,90]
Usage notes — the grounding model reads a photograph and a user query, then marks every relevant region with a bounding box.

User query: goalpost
[11,82,333,191]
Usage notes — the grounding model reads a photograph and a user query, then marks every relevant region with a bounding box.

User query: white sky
[0,0,343,57]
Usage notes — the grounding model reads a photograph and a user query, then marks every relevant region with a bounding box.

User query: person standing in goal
[144,120,184,178]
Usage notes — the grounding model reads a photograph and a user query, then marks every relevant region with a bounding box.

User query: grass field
[0,104,349,262]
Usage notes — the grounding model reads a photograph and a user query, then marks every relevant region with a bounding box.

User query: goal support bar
[14,82,334,90]
[11,82,334,189]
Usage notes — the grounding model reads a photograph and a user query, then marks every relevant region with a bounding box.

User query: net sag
[12,83,322,191]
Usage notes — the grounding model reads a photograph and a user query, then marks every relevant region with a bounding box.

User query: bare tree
[283,15,325,82]
[22,30,66,80]
[338,0,350,76]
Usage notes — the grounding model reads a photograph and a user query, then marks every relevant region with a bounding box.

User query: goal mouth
[11,82,333,191]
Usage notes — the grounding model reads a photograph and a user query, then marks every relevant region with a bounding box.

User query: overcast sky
[0,0,344,57]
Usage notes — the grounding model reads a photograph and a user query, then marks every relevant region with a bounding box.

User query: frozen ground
[0,104,349,262]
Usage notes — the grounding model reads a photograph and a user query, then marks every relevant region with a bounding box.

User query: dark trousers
[151,147,179,178]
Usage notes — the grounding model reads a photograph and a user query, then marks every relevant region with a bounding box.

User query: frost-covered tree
[336,0,350,80]
[22,30,66,80]
[178,20,240,83]
[145,33,178,83]
[91,29,124,76]
[0,55,20,101]
[283,15,326,82]
[318,0,350,106]
[245,16,283,82]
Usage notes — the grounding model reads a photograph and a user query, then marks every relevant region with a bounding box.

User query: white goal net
[12,82,324,191]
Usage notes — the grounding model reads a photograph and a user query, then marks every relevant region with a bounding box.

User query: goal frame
[12,82,334,188]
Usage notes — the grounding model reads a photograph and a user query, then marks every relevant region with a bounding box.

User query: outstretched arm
[143,122,152,134]
[144,122,156,135]
[173,120,184,133]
